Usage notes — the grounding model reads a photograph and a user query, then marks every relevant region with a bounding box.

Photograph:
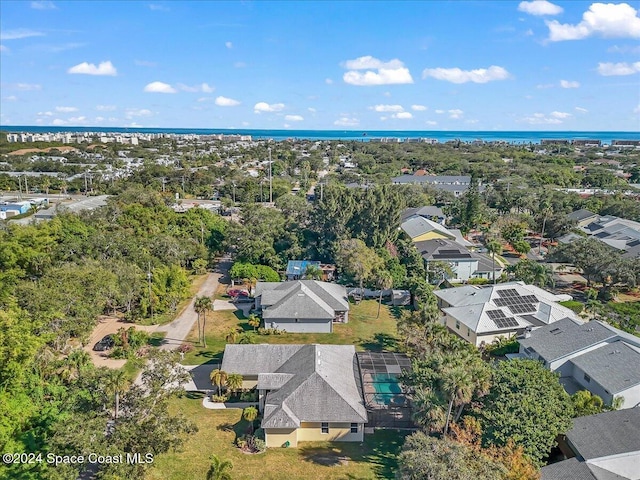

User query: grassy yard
[147,396,409,480]
[182,299,404,365]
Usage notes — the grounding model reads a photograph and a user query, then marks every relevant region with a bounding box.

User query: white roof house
[434,281,580,347]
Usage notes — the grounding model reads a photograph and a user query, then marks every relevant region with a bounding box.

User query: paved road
[155,254,232,350]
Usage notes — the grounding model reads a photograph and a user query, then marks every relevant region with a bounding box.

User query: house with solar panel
[221,344,368,447]
[519,318,640,409]
[254,280,349,333]
[434,281,579,347]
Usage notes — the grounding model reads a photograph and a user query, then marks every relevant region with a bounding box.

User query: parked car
[227,289,249,298]
[93,334,115,352]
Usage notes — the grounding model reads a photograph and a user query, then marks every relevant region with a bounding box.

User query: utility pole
[84,173,88,195]
[24,175,29,196]
[268,147,273,204]
[147,262,153,322]
[17,176,22,199]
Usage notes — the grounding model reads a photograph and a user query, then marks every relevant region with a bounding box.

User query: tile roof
[223,344,367,428]
[568,341,640,394]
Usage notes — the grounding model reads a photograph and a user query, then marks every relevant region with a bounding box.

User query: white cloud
[435,109,445,114]
[68,61,117,76]
[225,41,233,49]
[37,111,53,116]
[176,82,214,93]
[550,111,572,119]
[254,102,285,113]
[234,62,246,68]
[0,45,8,52]
[325,78,334,85]
[96,105,116,111]
[536,83,555,89]
[68,116,86,123]
[52,119,66,126]
[425,120,438,126]
[95,116,104,122]
[466,119,479,124]
[334,116,359,127]
[560,79,580,88]
[448,109,464,119]
[1,29,45,40]
[285,114,304,121]
[308,107,317,113]
[342,56,413,86]
[393,112,413,119]
[135,59,157,67]
[546,3,640,42]
[55,106,77,113]
[13,83,41,91]
[215,96,240,107]
[370,104,404,112]
[575,106,589,113]
[521,112,566,124]
[422,65,510,84]
[144,81,177,93]
[518,0,563,16]
[411,104,427,111]
[242,121,250,127]
[634,104,640,114]
[4,95,18,101]
[125,108,152,119]
[597,61,640,76]
[31,1,56,9]
[148,4,170,11]
[608,44,640,54]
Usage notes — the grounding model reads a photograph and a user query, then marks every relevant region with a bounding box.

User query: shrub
[239,390,258,402]
[468,278,490,285]
[485,337,520,356]
[211,394,228,403]
[257,327,286,336]
[178,343,193,353]
[254,428,265,440]
[559,300,584,314]
[252,438,266,453]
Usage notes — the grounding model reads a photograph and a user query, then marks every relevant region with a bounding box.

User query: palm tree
[210,369,228,396]
[243,406,258,434]
[104,369,130,421]
[538,198,552,254]
[206,454,233,480]
[238,333,256,344]
[225,327,241,344]
[247,314,261,332]
[194,295,213,347]
[376,271,393,319]
[304,264,323,280]
[442,366,473,437]
[486,240,503,285]
[226,374,243,396]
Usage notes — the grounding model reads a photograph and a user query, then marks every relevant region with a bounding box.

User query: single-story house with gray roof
[221,344,368,447]
[255,280,349,333]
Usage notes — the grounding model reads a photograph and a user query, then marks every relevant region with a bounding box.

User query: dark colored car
[93,334,115,352]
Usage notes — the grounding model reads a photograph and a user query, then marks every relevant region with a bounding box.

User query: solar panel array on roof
[432,252,472,259]
[498,289,519,297]
[487,309,506,320]
[494,317,519,328]
[508,304,536,314]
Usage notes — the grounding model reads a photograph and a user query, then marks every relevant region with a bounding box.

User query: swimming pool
[373,382,402,395]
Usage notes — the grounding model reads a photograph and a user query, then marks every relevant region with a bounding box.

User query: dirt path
[83,316,156,369]
[155,255,232,351]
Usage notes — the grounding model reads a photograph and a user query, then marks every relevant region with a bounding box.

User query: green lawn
[182,300,404,365]
[147,396,409,480]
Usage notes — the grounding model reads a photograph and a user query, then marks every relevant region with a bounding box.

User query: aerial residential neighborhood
[2,1,640,480]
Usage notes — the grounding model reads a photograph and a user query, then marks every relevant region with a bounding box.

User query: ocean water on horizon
[1,126,639,143]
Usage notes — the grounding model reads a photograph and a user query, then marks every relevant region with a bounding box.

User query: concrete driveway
[156,255,232,351]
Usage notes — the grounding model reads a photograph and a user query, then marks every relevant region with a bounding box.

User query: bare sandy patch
[8,146,79,156]
[83,315,158,369]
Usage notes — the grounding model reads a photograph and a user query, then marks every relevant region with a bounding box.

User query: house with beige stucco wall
[221,344,368,447]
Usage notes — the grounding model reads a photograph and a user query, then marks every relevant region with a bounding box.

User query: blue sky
[1,0,639,131]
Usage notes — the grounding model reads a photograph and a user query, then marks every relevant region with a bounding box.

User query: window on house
[584,374,591,383]
[455,320,460,330]
[350,423,358,433]
[467,327,470,337]
[321,422,329,434]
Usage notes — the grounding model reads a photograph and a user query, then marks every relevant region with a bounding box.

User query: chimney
[523,326,532,339]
